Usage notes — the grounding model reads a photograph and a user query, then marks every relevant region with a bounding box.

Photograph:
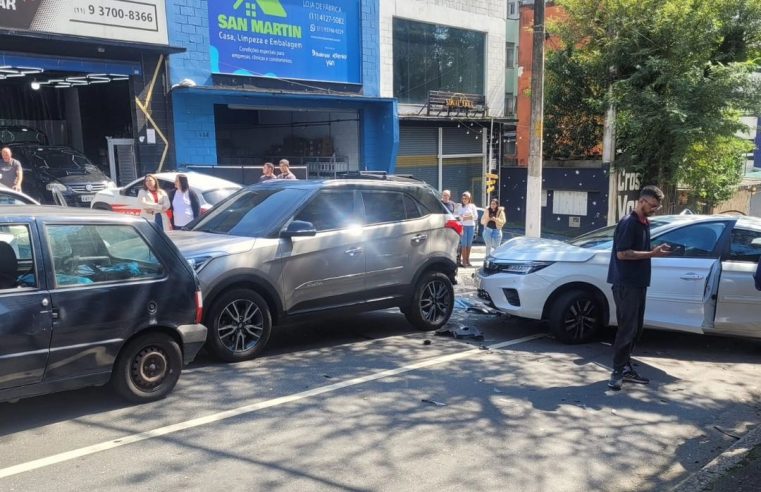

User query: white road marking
[0,333,546,480]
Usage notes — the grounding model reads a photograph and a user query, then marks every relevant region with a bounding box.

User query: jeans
[483,227,503,257]
[461,225,475,247]
[611,285,647,372]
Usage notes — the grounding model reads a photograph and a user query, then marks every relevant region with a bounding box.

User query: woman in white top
[454,191,478,267]
[137,174,171,233]
[170,174,200,229]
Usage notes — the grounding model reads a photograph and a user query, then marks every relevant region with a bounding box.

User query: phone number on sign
[87,5,154,23]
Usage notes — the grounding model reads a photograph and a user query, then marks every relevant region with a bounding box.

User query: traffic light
[485,172,498,194]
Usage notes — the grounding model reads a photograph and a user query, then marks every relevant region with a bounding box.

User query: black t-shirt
[607,211,651,287]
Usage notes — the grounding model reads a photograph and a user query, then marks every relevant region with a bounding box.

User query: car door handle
[344,247,363,257]
[680,273,704,280]
[411,234,428,244]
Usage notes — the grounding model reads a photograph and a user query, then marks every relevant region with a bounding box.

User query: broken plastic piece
[421,399,447,407]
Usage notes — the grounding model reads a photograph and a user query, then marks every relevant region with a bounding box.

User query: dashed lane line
[0,333,546,480]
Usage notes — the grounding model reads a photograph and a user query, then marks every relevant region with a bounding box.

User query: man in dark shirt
[259,162,276,182]
[607,185,671,391]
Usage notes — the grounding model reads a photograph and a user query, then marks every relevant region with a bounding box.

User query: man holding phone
[607,185,672,391]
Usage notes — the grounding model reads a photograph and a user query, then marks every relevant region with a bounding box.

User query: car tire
[548,290,603,344]
[405,271,454,331]
[206,288,272,362]
[111,333,183,403]
[92,202,112,211]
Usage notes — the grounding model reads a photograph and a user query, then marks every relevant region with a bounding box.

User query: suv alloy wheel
[206,288,273,362]
[405,271,455,330]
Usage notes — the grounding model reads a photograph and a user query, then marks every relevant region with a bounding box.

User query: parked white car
[476,214,761,343]
[90,171,241,217]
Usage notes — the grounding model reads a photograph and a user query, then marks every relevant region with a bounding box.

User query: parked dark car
[6,144,115,207]
[0,126,48,145]
[171,177,461,362]
[0,206,206,403]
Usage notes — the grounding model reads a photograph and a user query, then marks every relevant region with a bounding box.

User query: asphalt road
[1,274,760,491]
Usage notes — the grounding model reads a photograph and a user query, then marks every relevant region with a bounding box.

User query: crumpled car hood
[490,236,597,262]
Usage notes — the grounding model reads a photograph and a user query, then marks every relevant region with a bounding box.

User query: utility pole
[603,87,618,226]
[525,0,545,238]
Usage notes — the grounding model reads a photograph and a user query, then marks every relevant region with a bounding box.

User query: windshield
[202,188,239,205]
[568,218,673,249]
[31,149,92,170]
[191,187,311,237]
[0,128,48,145]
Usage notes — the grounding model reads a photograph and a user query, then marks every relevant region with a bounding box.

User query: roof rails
[334,171,425,183]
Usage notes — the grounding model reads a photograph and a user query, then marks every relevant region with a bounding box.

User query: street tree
[546,0,761,208]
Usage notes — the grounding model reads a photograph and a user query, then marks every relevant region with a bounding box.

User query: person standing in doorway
[0,147,23,192]
[481,198,506,257]
[277,159,297,180]
[441,189,455,213]
[607,185,671,391]
[455,191,478,267]
[170,174,200,229]
[259,162,276,182]
[138,174,172,233]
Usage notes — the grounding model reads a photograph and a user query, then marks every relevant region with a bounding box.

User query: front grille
[502,288,520,307]
[69,183,107,193]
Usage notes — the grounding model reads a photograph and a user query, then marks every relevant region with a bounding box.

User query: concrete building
[380,0,514,206]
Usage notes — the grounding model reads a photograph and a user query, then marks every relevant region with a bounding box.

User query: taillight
[194,290,203,323]
[445,219,463,236]
[200,206,210,215]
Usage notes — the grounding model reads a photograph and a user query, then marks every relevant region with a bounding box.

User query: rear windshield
[191,187,311,237]
[0,128,48,145]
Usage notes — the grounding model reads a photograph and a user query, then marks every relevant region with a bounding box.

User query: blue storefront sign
[208,0,361,84]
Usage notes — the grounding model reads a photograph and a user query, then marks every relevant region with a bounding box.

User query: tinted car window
[192,187,308,237]
[47,224,164,286]
[651,222,727,258]
[29,148,92,170]
[203,188,239,205]
[727,228,761,262]
[569,218,672,250]
[362,191,406,225]
[404,194,422,219]
[296,190,357,231]
[0,224,36,289]
[0,128,47,145]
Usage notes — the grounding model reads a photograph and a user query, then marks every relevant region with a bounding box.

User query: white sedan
[90,171,240,217]
[476,214,761,343]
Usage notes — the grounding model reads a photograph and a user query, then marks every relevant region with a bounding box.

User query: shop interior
[0,65,132,177]
[214,105,360,177]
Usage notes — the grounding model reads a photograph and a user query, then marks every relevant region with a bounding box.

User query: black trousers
[611,285,647,372]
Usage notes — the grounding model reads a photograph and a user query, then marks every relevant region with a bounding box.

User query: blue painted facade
[165,0,397,170]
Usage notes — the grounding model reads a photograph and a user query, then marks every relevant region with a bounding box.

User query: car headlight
[483,260,554,275]
[46,182,68,192]
[186,254,218,272]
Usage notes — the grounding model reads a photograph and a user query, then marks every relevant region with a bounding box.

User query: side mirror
[119,188,128,196]
[281,220,317,238]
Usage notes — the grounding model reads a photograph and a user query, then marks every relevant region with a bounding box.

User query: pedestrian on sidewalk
[169,174,200,229]
[441,189,455,213]
[455,191,478,267]
[607,185,672,391]
[277,159,297,180]
[481,198,506,257]
[259,162,276,182]
[0,147,23,192]
[138,174,172,233]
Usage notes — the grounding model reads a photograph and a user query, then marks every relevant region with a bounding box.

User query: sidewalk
[674,424,761,491]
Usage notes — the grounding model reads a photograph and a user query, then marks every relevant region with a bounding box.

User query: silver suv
[170,177,462,361]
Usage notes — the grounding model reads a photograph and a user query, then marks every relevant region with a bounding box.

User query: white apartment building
[380,0,512,205]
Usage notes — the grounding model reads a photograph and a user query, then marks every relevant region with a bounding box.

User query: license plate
[80,194,94,202]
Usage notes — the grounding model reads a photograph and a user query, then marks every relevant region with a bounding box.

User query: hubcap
[562,298,598,340]
[217,299,264,353]
[131,347,169,390]
[419,279,452,324]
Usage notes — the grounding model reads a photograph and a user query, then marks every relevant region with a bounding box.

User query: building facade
[380,0,513,207]
[0,0,178,186]
[166,0,397,180]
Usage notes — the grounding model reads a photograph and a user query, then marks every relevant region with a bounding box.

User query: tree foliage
[546,0,761,206]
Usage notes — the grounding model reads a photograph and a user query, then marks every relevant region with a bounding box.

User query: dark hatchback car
[7,144,115,207]
[0,207,206,403]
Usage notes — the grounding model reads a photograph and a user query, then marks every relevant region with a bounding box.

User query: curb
[672,423,761,491]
